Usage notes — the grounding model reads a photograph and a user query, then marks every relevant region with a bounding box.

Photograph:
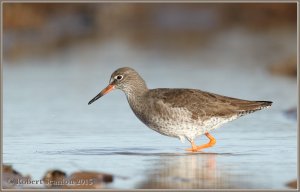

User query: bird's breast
[127,97,200,137]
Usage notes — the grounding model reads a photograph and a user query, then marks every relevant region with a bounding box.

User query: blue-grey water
[3,29,297,189]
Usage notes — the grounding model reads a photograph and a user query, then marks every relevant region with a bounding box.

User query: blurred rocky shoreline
[3,165,113,189]
[4,3,296,60]
[3,164,297,189]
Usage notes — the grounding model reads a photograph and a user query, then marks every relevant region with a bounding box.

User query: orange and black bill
[88,84,115,105]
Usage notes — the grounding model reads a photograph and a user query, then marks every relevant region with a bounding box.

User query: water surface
[3,30,297,189]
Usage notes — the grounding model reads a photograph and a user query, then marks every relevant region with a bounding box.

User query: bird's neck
[124,80,148,109]
[125,83,148,99]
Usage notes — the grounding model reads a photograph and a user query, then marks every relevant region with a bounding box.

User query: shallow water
[3,29,297,189]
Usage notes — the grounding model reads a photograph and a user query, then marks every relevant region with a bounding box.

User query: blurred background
[3,3,297,64]
[3,3,297,190]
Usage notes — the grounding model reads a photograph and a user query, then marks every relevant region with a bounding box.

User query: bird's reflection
[137,153,250,189]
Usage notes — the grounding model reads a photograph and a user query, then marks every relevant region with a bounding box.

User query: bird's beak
[88,84,115,105]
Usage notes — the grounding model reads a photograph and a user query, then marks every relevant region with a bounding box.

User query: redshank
[88,67,272,152]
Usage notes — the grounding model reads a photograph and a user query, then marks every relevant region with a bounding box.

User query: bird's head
[88,67,147,105]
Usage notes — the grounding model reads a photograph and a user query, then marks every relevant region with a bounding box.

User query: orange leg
[186,133,216,152]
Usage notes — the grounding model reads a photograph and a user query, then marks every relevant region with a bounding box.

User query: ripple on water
[39,147,240,156]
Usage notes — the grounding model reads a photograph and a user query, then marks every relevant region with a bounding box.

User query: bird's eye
[115,75,123,80]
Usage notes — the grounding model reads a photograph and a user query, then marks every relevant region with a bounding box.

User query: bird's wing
[147,88,271,121]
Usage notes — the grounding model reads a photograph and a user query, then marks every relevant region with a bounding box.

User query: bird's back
[145,88,272,121]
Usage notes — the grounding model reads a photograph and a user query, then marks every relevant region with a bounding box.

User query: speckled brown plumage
[88,67,272,151]
[146,88,272,121]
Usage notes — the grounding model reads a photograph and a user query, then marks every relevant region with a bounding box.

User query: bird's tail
[238,100,272,116]
[255,101,273,109]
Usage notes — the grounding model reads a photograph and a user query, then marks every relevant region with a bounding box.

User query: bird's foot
[186,133,216,153]
[185,145,210,152]
[185,147,201,152]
